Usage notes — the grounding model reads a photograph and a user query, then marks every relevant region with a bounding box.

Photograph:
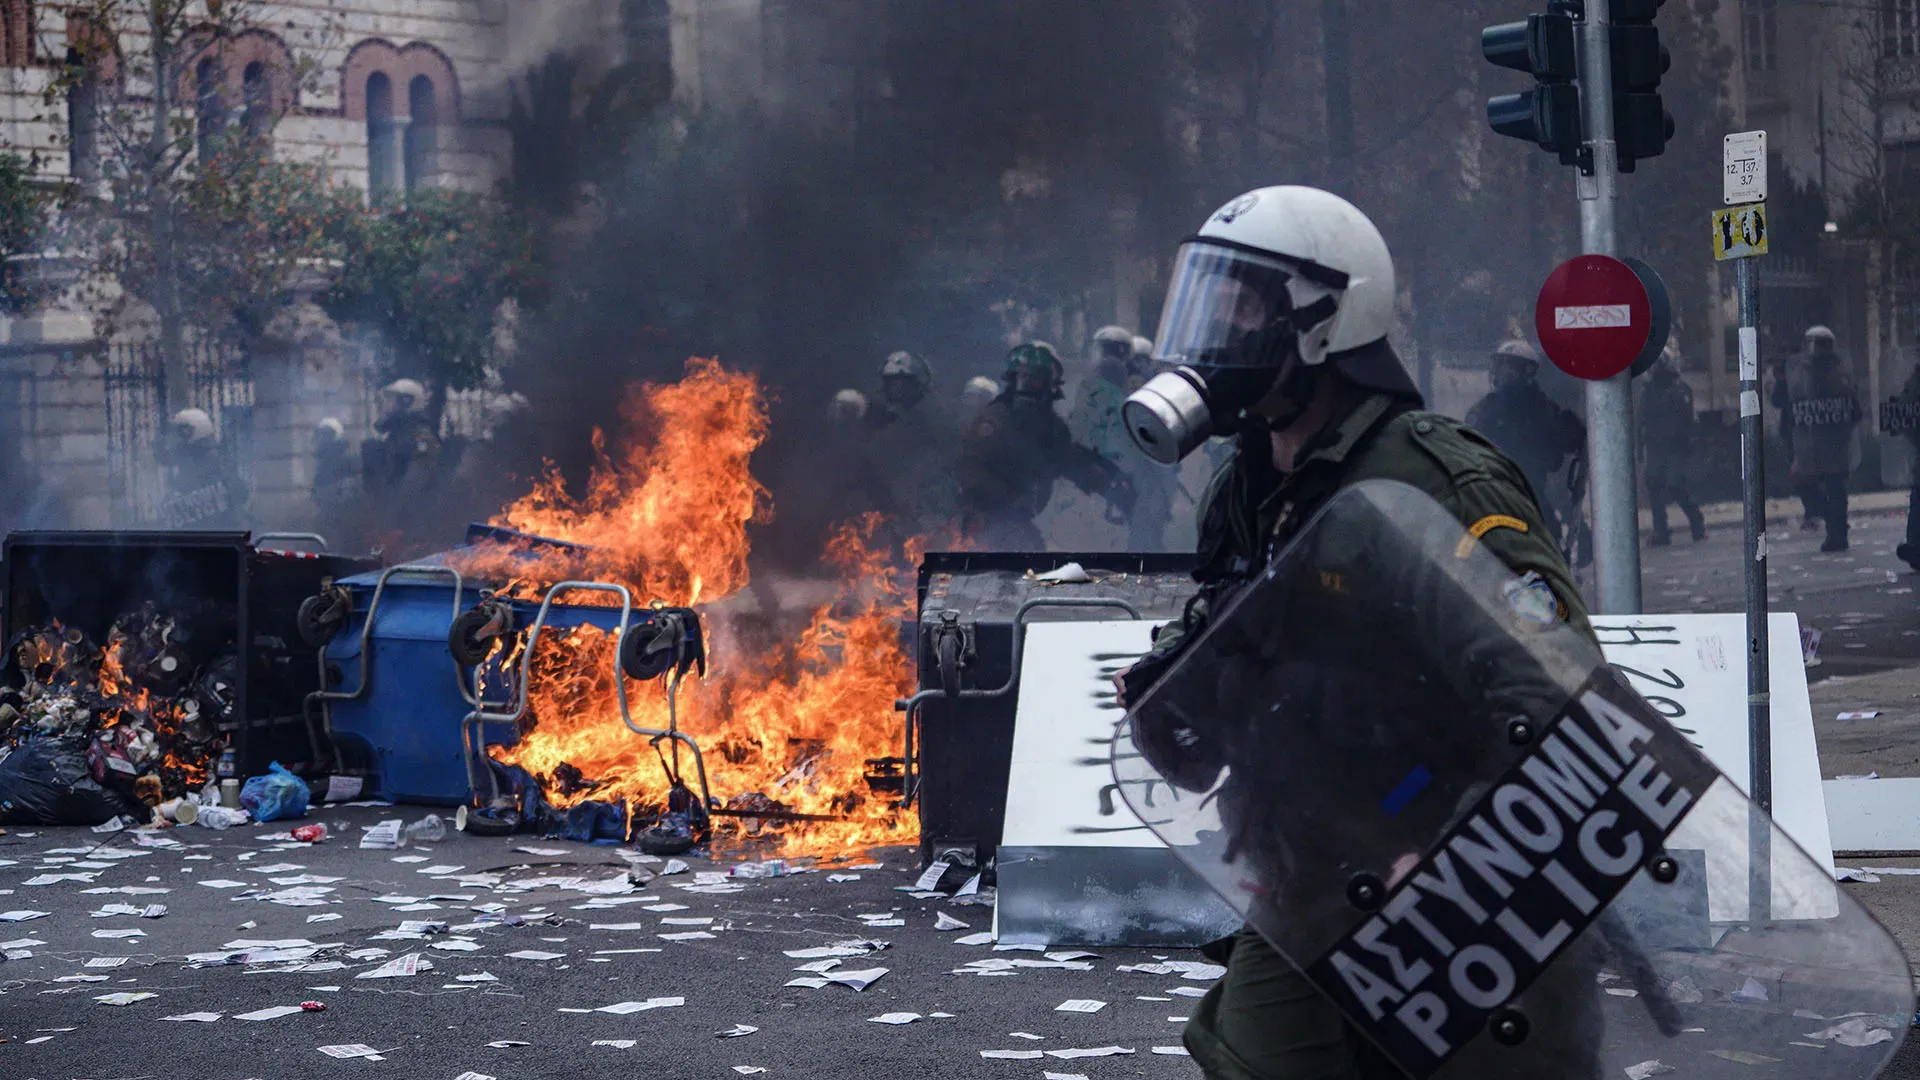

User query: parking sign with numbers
[1724,130,1767,205]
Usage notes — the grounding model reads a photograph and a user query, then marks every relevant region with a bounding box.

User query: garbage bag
[0,736,143,826]
[560,800,627,844]
[239,761,310,822]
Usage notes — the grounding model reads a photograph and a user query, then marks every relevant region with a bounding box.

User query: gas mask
[1124,243,1327,465]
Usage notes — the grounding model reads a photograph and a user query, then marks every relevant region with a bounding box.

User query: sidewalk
[1639,489,1909,534]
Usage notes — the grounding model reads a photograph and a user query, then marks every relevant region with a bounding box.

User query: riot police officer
[1466,340,1586,548]
[1639,349,1707,546]
[1073,325,1180,548]
[1116,186,1595,1080]
[1069,326,1136,455]
[312,417,357,523]
[869,351,933,431]
[958,342,1133,549]
[1782,326,1862,552]
[157,407,249,529]
[1894,359,1920,572]
[860,351,957,540]
[363,378,441,493]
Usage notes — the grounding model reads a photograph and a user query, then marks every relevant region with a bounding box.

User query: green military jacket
[1150,392,1590,661]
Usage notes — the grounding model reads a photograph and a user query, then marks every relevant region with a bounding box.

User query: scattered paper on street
[234,1006,307,1021]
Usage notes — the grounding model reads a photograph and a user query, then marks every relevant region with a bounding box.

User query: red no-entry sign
[1534,255,1654,381]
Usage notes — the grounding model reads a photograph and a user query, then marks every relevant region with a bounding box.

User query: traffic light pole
[1576,0,1645,615]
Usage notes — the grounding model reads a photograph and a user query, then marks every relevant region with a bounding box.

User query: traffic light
[1611,0,1675,171]
[1482,12,1583,164]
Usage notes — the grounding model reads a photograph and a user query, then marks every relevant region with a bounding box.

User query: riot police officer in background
[1072,325,1180,548]
[863,351,957,539]
[1639,347,1707,546]
[1781,326,1862,552]
[363,378,441,494]
[869,351,934,431]
[958,342,1133,549]
[1466,340,1587,551]
[1893,356,1920,573]
[1069,326,1136,455]
[158,407,248,529]
[312,417,357,525]
[1115,185,1595,1079]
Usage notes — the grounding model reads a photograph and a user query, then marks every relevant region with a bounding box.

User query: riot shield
[1116,480,1912,1080]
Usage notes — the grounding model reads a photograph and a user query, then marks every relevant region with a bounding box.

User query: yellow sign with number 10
[1712,204,1768,261]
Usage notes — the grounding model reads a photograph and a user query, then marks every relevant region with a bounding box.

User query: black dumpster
[2,531,380,776]
[908,551,1197,863]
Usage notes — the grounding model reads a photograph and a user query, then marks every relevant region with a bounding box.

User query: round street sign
[1534,255,1653,381]
[1620,257,1672,379]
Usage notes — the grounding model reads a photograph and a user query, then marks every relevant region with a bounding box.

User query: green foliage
[0,153,50,316]
[87,131,353,343]
[319,190,542,391]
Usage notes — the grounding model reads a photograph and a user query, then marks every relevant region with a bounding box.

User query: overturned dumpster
[303,524,705,820]
[0,531,378,823]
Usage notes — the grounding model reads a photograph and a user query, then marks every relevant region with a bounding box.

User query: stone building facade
[0,0,665,532]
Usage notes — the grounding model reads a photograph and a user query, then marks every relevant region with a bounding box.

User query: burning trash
[446,358,920,855]
[0,605,232,825]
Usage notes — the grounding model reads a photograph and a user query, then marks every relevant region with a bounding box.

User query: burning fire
[8,617,220,799]
[470,359,919,855]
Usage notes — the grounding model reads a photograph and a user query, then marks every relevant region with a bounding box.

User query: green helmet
[1005,341,1065,400]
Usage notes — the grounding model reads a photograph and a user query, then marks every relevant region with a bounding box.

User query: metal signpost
[1575,0,1643,616]
[1720,129,1770,921]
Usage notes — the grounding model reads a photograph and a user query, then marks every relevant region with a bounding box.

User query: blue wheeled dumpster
[306,528,707,807]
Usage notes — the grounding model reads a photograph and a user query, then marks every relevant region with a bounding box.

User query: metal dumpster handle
[303,563,466,771]
[892,596,1145,807]
[459,583,715,816]
[255,532,329,551]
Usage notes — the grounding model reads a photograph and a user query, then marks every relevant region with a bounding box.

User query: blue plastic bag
[239,762,310,822]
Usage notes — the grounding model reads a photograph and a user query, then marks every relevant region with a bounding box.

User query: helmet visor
[1151,242,1298,370]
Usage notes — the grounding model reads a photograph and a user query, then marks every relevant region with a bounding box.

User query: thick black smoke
[497,2,1194,573]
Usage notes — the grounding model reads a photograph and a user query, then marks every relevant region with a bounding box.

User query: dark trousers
[1794,475,1822,526]
[1905,474,1920,554]
[1186,928,1604,1080]
[1184,928,1401,1080]
[1645,462,1704,541]
[1805,472,1850,544]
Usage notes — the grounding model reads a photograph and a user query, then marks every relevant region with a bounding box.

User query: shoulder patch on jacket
[1453,513,1530,558]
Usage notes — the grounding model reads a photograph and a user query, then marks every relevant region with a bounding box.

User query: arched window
[67,46,100,183]
[195,55,224,161]
[366,71,396,200]
[621,0,672,104]
[241,60,271,145]
[404,74,437,190]
[2,0,33,68]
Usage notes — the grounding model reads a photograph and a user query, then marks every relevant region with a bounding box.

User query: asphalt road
[0,806,1212,1080]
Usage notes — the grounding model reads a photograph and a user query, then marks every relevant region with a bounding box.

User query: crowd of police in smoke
[154,379,524,540]
[144,321,1920,572]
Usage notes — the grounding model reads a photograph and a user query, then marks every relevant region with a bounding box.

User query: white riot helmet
[962,376,999,406]
[1123,186,1408,465]
[382,378,428,415]
[170,408,215,444]
[828,388,869,423]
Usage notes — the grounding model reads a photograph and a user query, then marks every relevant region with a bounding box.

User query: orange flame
[471,359,920,855]
[13,623,215,795]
